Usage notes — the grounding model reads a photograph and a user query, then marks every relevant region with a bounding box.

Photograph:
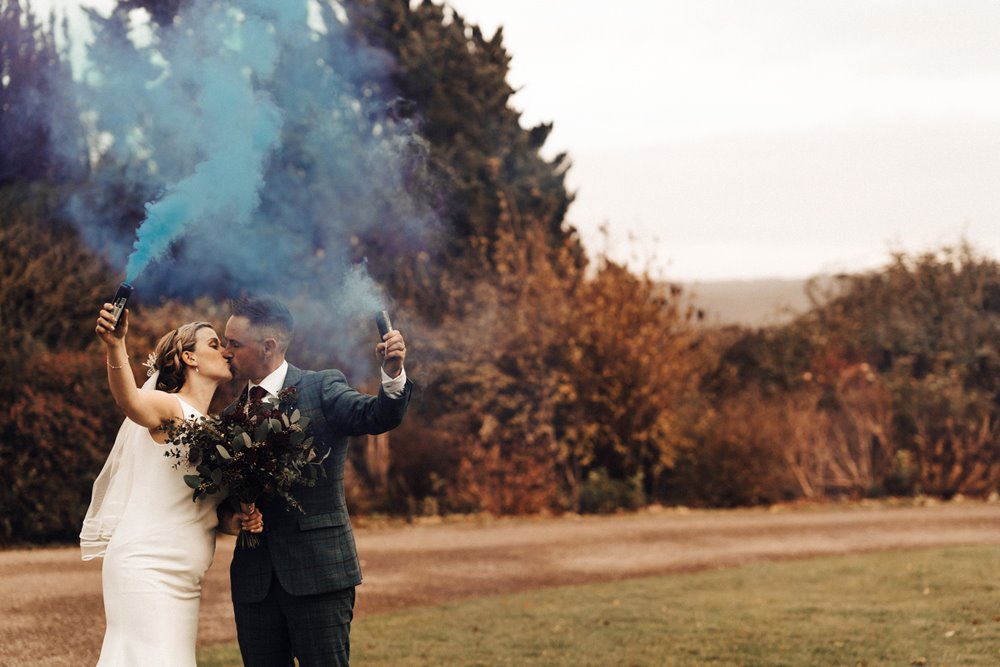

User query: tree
[342,0,583,292]
[811,246,1000,497]
[0,186,123,545]
[0,0,86,186]
[702,244,1000,502]
[397,227,705,514]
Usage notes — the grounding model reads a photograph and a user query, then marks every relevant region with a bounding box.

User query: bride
[81,304,263,666]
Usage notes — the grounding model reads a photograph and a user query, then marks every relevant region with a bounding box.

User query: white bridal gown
[81,394,220,667]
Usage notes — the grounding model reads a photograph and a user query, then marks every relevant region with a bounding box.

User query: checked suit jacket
[226,363,412,604]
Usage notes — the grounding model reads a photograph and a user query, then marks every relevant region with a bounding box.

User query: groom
[221,295,411,666]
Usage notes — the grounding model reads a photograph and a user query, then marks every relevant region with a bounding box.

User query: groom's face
[224,315,269,383]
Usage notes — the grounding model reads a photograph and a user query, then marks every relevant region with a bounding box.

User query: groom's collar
[247,360,288,399]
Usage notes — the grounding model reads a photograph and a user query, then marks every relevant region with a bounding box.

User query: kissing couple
[81,295,412,666]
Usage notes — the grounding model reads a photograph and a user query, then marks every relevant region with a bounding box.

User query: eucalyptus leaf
[216,444,232,460]
[290,409,300,423]
[212,468,223,485]
[184,474,201,489]
[233,432,251,451]
[254,421,270,443]
[268,417,283,433]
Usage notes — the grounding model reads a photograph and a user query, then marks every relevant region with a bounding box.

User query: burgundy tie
[248,385,268,403]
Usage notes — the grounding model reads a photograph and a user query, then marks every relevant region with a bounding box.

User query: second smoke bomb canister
[375,310,393,338]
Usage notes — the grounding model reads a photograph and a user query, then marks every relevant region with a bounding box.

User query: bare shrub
[785,365,894,498]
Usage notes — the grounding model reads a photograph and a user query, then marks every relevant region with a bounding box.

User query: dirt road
[3,501,999,666]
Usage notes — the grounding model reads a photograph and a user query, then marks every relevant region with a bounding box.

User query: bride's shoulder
[173,394,204,419]
[138,387,187,413]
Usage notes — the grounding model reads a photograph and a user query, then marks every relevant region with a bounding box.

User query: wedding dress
[81,383,220,667]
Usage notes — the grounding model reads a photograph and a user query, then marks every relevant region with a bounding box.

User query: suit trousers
[234,572,356,667]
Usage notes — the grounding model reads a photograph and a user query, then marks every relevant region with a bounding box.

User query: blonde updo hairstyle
[149,321,214,393]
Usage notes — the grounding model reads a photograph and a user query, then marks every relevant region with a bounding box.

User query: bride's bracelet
[107,355,130,370]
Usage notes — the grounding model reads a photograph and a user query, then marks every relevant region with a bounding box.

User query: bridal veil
[79,371,159,560]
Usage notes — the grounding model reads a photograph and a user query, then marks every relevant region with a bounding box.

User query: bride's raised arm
[96,304,180,429]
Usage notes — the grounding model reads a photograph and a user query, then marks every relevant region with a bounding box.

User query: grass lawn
[198,545,1000,666]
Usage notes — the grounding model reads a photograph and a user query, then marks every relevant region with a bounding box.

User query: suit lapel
[283,363,303,392]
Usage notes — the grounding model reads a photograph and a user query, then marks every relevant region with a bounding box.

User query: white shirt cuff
[380,366,407,398]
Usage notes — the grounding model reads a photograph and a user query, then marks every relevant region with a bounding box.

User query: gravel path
[2,501,999,666]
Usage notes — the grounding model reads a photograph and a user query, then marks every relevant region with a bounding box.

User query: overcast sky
[43,0,1000,281]
[447,0,1000,281]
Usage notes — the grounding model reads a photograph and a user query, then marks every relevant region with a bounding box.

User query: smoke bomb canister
[110,282,132,330]
[375,310,393,338]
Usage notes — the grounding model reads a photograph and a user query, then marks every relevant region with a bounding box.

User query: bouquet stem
[237,529,260,549]
[237,500,261,549]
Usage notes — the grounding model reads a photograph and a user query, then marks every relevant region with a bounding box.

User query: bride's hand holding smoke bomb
[109,282,132,331]
[96,282,135,376]
[96,281,132,347]
[96,303,129,344]
[375,310,406,378]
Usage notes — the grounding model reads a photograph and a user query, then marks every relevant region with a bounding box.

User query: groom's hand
[219,503,264,535]
[377,329,406,378]
[239,502,264,534]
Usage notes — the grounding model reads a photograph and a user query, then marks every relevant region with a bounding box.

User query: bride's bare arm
[97,304,180,428]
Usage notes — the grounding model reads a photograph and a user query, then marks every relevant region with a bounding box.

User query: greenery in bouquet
[163,387,327,547]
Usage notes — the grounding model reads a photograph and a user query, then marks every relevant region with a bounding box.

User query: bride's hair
[150,321,213,393]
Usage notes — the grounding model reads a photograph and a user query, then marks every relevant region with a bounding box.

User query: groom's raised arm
[320,369,412,437]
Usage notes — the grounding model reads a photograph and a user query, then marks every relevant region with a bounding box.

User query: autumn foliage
[393,228,704,514]
[682,246,1000,507]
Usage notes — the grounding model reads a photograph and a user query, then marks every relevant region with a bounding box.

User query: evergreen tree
[0,0,86,186]
[342,0,584,284]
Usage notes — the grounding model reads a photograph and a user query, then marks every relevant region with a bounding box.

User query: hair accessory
[142,352,158,378]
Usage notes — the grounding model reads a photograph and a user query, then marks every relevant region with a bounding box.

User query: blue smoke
[125,48,282,282]
[65,0,438,369]
[336,260,388,319]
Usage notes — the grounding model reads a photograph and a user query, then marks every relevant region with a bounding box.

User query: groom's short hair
[230,296,294,352]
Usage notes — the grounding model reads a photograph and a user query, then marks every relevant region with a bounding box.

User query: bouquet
[163,387,326,547]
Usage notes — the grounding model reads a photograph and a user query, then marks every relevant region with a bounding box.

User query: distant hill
[681,277,830,328]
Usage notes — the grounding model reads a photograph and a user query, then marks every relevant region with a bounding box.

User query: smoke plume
[64,0,438,368]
